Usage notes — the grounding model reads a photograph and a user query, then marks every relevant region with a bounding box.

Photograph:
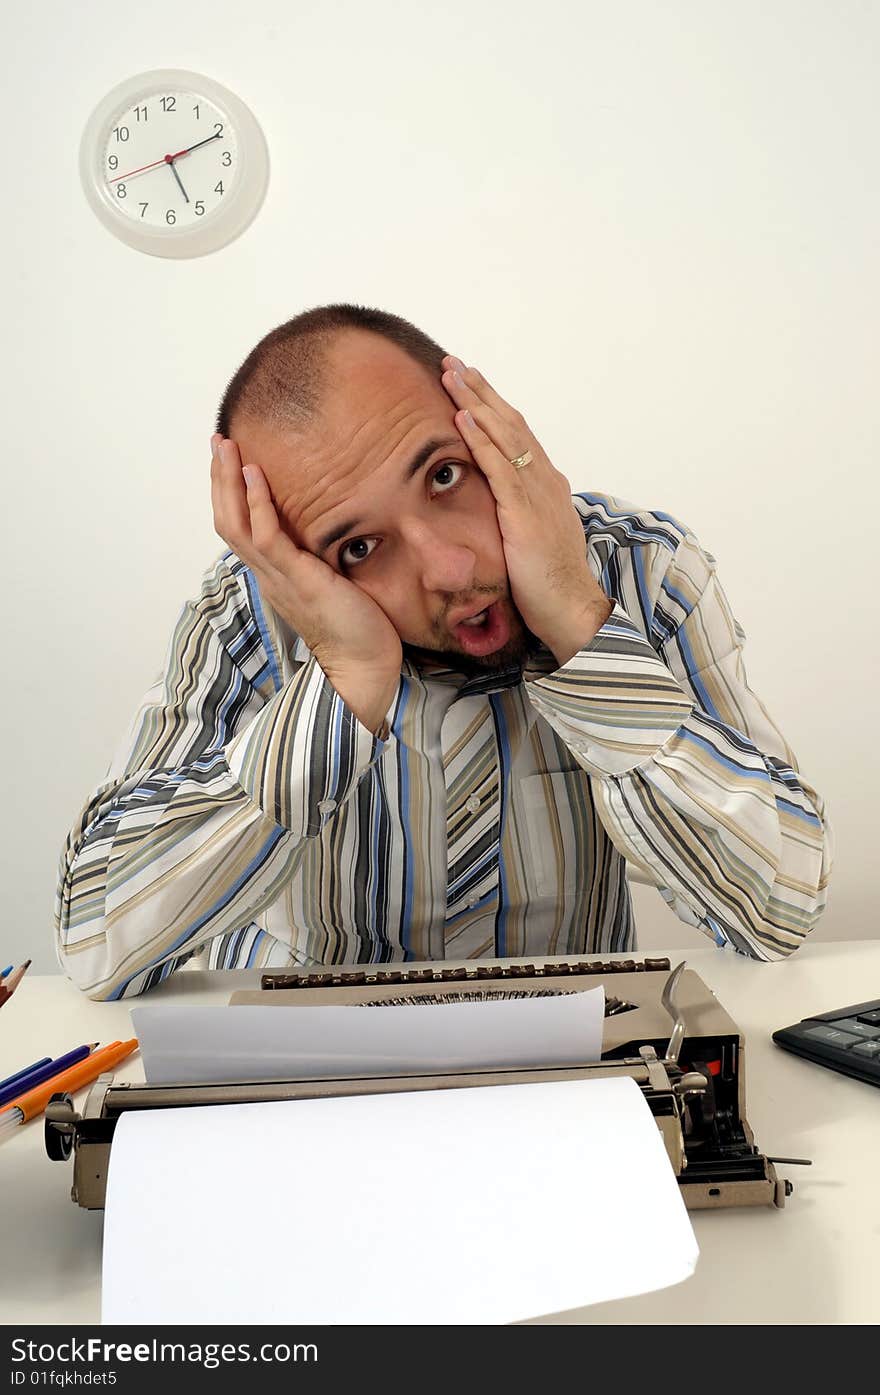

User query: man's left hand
[441,355,613,666]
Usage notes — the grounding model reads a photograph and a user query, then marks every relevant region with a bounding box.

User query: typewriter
[45,955,794,1211]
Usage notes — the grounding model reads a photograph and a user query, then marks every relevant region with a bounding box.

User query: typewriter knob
[677,1068,716,1140]
[44,1092,76,1161]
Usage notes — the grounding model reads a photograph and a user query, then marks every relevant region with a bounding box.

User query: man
[56,304,832,999]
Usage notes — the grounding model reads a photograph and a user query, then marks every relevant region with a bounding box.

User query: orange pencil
[0,1038,138,1127]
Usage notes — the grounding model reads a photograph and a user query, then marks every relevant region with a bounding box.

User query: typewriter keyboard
[772,1000,880,1086]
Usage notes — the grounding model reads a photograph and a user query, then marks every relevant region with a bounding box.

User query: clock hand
[168,160,190,204]
[108,155,169,184]
[109,133,221,185]
[170,132,223,158]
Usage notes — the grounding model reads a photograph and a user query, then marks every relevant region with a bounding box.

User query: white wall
[3,1,876,972]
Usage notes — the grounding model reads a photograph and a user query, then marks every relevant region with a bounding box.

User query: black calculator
[773,999,880,1086]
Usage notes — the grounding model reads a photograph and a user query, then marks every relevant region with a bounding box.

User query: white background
[3,1,876,971]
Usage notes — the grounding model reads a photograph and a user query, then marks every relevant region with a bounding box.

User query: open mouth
[450,600,511,656]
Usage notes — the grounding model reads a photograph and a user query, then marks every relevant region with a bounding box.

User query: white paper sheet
[130,988,605,1083]
[102,1077,698,1325]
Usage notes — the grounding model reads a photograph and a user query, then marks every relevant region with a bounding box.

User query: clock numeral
[108,155,118,171]
[192,103,200,120]
[134,105,148,122]
[161,95,176,113]
[195,201,205,217]
[166,209,177,225]
[116,183,127,198]
[214,121,224,137]
[221,151,232,167]
[139,202,149,219]
[113,126,130,142]
[214,181,224,197]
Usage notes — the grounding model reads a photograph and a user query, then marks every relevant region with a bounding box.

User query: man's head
[217,305,539,674]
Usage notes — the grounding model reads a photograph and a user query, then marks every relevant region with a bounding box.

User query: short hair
[215,303,448,437]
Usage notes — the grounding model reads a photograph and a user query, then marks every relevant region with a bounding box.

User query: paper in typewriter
[130,987,606,1083]
[102,1077,699,1325]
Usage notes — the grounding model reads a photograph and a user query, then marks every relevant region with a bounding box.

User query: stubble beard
[402,597,543,677]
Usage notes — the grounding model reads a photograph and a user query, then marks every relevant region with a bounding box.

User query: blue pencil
[0,1044,98,1109]
[0,966,12,980]
[0,1057,52,1093]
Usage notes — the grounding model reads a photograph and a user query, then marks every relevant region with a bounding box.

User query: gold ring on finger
[509,451,533,470]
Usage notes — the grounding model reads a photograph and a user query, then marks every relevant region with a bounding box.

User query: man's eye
[339,537,378,568]
[337,464,465,568]
[432,461,465,492]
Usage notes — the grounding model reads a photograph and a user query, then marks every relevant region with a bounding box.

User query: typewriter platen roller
[45,956,793,1211]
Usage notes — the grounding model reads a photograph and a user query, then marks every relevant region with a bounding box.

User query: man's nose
[402,520,476,593]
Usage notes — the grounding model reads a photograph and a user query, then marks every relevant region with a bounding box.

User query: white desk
[1,942,878,1326]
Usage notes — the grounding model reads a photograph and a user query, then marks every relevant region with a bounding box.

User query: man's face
[232,332,537,673]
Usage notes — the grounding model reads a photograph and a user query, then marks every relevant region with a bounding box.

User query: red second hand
[108,148,191,185]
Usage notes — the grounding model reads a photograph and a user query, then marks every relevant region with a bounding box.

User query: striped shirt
[55,492,833,999]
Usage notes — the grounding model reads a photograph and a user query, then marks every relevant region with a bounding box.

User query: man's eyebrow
[316,435,463,555]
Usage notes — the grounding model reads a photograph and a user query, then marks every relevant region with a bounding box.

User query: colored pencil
[2,961,31,993]
[0,960,31,1010]
[0,1057,52,1093]
[0,966,12,981]
[0,1039,138,1141]
[0,1045,99,1109]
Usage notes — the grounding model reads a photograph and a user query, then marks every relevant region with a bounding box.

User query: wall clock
[79,69,269,258]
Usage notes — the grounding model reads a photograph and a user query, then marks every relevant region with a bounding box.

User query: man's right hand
[211,435,402,734]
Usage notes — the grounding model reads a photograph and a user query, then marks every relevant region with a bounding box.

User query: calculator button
[856,1009,880,1026]
[850,1040,880,1059]
[834,1018,880,1039]
[802,1024,860,1047]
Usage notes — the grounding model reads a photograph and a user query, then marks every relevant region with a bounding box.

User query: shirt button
[466,794,481,814]
[467,895,479,908]
[317,799,337,814]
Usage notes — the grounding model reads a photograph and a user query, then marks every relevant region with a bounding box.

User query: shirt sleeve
[55,556,392,1000]
[524,531,833,959]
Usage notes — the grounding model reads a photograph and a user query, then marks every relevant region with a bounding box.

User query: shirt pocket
[519,771,581,898]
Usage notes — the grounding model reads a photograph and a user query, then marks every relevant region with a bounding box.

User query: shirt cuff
[524,602,694,776]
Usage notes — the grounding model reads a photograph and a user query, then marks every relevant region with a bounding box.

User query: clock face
[104,89,239,231]
[80,70,269,258]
